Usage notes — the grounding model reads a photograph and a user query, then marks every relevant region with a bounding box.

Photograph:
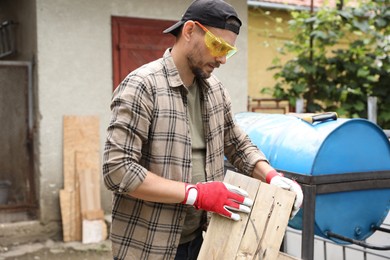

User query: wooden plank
[76,151,102,220]
[76,150,107,244]
[236,183,278,259]
[76,151,107,244]
[59,189,81,242]
[198,171,260,259]
[61,115,100,242]
[83,209,105,220]
[63,116,99,189]
[242,185,295,259]
[198,170,297,260]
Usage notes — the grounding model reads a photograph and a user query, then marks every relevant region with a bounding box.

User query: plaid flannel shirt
[103,49,267,260]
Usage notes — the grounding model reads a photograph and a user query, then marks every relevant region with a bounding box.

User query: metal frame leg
[301,184,316,260]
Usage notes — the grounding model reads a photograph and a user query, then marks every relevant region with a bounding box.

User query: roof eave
[248,0,317,11]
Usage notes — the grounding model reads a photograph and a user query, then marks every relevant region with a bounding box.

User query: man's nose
[215,55,227,65]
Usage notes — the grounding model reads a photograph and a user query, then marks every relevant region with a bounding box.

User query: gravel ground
[0,240,112,260]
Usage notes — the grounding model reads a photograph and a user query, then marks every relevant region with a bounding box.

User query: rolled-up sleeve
[222,89,268,175]
[103,74,153,193]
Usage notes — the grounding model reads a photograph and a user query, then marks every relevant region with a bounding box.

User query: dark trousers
[174,232,203,260]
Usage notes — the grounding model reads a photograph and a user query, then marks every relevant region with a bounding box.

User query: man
[103,0,303,259]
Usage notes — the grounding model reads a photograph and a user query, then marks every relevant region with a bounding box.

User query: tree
[264,0,390,128]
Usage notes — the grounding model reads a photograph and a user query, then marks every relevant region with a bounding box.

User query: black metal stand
[281,170,390,260]
[326,230,390,250]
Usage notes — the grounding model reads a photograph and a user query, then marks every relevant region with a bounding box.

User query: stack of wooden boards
[59,115,107,243]
[198,170,301,260]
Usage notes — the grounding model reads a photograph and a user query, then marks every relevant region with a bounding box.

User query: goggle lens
[195,21,237,59]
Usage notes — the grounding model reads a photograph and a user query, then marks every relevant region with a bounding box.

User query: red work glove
[266,170,303,219]
[182,182,253,221]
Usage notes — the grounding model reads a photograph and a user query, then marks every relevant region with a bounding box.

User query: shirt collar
[162,48,211,92]
[162,48,184,88]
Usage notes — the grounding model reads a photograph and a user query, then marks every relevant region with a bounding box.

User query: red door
[112,16,176,90]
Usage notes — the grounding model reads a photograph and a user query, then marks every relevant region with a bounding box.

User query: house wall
[247,6,353,101]
[248,7,293,99]
[35,0,248,226]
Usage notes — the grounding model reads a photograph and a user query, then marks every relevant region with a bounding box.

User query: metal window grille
[0,20,17,58]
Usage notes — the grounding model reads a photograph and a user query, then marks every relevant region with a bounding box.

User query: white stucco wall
[35,0,248,223]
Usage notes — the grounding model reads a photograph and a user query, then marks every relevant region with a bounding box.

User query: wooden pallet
[198,170,300,260]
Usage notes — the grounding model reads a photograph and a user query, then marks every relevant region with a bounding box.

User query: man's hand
[266,170,303,219]
[182,182,253,221]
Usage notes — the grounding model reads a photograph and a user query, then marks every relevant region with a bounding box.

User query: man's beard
[187,50,212,79]
[192,66,208,79]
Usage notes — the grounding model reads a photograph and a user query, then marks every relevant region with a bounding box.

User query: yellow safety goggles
[194,21,237,59]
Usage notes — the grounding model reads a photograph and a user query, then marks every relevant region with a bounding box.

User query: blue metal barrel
[234,112,390,243]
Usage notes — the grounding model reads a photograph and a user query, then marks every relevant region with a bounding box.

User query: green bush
[264,0,390,128]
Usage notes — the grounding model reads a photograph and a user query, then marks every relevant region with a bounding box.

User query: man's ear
[182,21,196,41]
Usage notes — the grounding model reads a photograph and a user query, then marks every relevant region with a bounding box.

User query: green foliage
[264,0,390,128]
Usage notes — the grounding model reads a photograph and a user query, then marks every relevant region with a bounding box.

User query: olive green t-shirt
[180,80,206,244]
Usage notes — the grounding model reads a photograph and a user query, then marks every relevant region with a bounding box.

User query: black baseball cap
[163,0,242,36]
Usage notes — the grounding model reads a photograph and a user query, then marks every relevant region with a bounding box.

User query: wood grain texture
[198,171,260,259]
[76,151,103,220]
[59,189,81,242]
[198,170,297,260]
[61,115,100,242]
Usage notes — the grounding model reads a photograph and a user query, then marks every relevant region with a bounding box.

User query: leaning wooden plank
[63,116,99,189]
[61,115,100,242]
[76,150,107,244]
[76,151,103,220]
[59,189,82,242]
[82,209,105,220]
[198,171,260,259]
